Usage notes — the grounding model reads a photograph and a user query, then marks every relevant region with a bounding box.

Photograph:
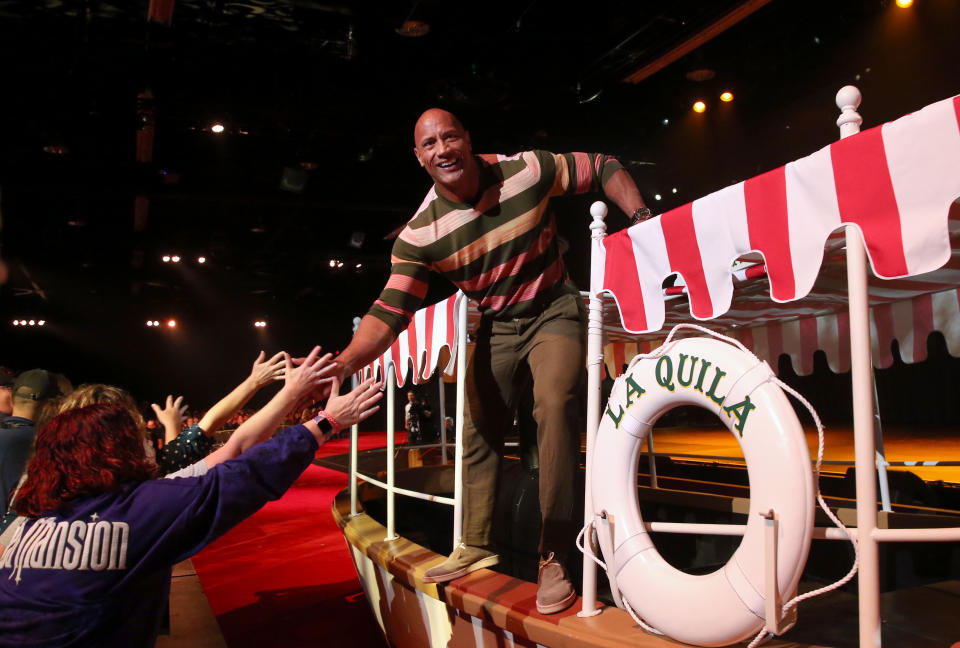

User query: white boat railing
[581,87,960,647]
[348,293,468,551]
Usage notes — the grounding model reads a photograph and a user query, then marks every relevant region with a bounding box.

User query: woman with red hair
[0,347,382,647]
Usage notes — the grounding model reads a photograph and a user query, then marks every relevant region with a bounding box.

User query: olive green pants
[461,293,585,557]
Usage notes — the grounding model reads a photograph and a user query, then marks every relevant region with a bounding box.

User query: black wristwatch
[312,414,334,435]
[630,207,653,225]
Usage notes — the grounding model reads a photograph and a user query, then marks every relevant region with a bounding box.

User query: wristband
[630,206,653,225]
[313,410,341,434]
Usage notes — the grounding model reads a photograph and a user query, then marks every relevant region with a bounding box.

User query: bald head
[412,108,478,203]
[413,108,464,146]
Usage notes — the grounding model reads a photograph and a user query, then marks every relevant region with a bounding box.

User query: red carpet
[191,430,405,648]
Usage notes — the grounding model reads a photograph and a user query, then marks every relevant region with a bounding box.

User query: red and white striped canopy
[599,93,960,376]
[361,292,463,387]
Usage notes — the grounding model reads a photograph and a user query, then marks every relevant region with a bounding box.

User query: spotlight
[37,320,45,326]
[654,194,662,201]
[355,263,363,269]
[693,101,706,113]
[337,262,344,268]
[19,320,26,326]
[146,320,154,327]
[171,255,181,263]
[162,255,171,263]
[662,118,670,126]
[895,0,912,7]
[720,92,734,102]
[254,320,267,328]
[197,256,206,264]
[167,319,177,328]
[211,123,225,134]
[12,320,18,326]
[154,320,160,327]
[28,320,35,326]
[672,187,678,194]
[329,260,336,268]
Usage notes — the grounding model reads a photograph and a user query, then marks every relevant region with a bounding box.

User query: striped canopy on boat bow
[599,94,960,377]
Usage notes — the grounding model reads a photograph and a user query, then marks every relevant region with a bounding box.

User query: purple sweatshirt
[0,424,318,647]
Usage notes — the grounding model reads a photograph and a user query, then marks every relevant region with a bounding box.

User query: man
[325,108,650,614]
[0,369,60,512]
[0,369,14,423]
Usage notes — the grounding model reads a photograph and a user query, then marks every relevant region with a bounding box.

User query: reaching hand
[151,395,188,431]
[322,377,383,430]
[282,346,334,403]
[249,350,286,387]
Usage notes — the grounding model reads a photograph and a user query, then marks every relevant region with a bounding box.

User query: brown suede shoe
[422,543,499,583]
[536,553,576,614]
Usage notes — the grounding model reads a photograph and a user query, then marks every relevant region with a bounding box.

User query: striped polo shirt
[368,150,624,334]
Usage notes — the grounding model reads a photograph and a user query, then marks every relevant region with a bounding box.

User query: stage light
[329,260,336,268]
[337,262,344,268]
[662,118,670,126]
[654,194,662,201]
[895,0,912,7]
[167,319,177,328]
[693,101,706,113]
[171,255,181,263]
[720,91,734,102]
[672,187,678,194]
[154,320,160,327]
[162,255,171,263]
[146,320,154,327]
[356,263,363,269]
[19,320,26,326]
[197,256,206,264]
[28,320,35,326]
[12,320,18,326]
[211,123,225,134]
[254,320,267,328]
[37,320,45,326]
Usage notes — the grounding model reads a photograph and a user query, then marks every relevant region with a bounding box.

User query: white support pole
[837,85,881,648]
[385,364,398,541]
[438,373,449,464]
[872,377,892,513]
[579,201,608,617]
[452,295,468,550]
[350,317,362,517]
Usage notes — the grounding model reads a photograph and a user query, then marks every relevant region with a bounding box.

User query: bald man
[327,109,649,614]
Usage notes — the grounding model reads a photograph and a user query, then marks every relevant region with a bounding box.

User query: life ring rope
[581,324,860,646]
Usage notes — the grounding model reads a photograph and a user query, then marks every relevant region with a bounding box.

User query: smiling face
[413,108,479,202]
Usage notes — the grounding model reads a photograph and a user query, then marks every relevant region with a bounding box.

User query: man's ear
[413,147,426,168]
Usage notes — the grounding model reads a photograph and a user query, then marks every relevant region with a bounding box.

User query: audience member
[0,347,382,647]
[151,350,286,474]
[0,369,60,516]
[0,369,14,422]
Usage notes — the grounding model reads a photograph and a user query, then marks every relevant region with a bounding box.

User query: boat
[324,87,960,647]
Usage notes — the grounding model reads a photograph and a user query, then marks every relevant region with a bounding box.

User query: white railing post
[385,363,398,541]
[837,85,881,648]
[873,378,892,513]
[438,373,449,464]
[452,295,468,549]
[579,200,608,617]
[350,317,361,517]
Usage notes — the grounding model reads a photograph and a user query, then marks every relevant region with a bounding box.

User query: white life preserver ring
[592,336,815,647]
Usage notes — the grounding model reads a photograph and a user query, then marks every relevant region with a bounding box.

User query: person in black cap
[0,369,61,512]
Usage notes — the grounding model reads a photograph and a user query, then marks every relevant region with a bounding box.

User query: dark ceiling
[1,0,958,404]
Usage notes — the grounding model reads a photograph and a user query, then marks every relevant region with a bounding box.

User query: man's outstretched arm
[323,315,397,384]
[602,168,649,223]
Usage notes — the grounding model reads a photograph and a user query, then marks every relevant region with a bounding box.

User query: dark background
[1,0,958,421]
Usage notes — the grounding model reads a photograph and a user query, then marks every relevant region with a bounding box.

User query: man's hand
[322,377,383,430]
[249,350,286,387]
[151,395,187,431]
